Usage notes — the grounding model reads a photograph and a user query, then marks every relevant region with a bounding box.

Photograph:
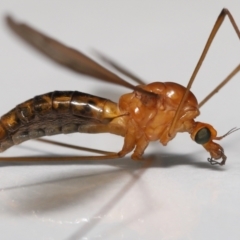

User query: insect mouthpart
[208,149,226,166]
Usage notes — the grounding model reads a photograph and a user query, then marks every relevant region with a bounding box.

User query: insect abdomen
[0,91,119,152]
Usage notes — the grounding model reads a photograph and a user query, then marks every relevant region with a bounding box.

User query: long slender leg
[0,138,120,162]
[0,121,127,163]
[0,154,121,163]
[169,9,240,136]
[199,64,240,108]
[36,138,115,155]
[0,135,121,163]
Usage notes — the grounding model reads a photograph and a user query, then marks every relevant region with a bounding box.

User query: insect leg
[131,136,149,161]
[0,138,120,163]
[169,9,240,136]
[0,126,125,163]
[199,64,240,108]
[118,132,136,158]
[0,154,120,163]
[36,138,115,155]
[118,127,149,161]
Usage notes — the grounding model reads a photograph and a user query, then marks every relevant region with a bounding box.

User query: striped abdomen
[0,91,120,152]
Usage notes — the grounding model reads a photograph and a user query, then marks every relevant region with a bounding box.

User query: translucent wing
[6,16,135,90]
[94,50,146,85]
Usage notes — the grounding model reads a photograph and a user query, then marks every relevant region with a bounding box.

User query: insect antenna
[214,127,240,140]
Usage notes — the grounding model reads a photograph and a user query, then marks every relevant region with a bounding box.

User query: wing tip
[5,15,17,30]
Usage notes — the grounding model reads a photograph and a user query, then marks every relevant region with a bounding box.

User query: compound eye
[195,127,211,144]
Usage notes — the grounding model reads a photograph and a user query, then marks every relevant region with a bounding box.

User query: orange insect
[1,9,240,165]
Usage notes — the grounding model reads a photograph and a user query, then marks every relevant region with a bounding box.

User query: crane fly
[1,8,240,165]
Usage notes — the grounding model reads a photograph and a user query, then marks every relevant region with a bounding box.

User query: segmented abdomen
[0,91,119,152]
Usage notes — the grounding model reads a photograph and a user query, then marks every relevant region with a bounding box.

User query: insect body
[2,9,240,165]
[0,91,122,152]
[0,82,231,165]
